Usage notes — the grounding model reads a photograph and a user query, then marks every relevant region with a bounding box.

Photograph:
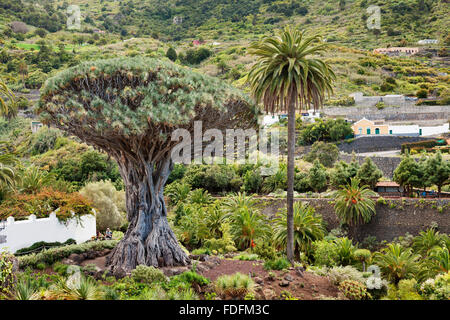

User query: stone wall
[323,105,450,122]
[337,136,429,153]
[257,198,449,242]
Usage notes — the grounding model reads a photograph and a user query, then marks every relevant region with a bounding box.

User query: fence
[0,212,96,254]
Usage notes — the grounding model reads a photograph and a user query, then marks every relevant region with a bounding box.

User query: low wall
[323,105,450,122]
[337,136,429,153]
[257,198,450,242]
[0,212,96,253]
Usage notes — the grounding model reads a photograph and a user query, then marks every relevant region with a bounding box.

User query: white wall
[420,123,449,136]
[0,212,96,254]
[389,125,420,135]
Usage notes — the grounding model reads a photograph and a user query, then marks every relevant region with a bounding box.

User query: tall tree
[37,57,259,273]
[425,151,450,198]
[356,157,383,189]
[247,27,335,263]
[393,152,422,197]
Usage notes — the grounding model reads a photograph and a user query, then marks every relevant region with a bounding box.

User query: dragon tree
[37,57,259,273]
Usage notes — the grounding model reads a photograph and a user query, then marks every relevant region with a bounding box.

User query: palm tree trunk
[286,101,296,264]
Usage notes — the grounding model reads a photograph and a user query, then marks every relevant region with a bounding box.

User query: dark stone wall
[257,198,450,243]
[337,136,430,153]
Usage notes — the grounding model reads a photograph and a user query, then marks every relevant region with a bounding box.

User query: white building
[418,39,438,45]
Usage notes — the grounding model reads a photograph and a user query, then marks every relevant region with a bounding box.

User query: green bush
[0,250,16,295]
[15,239,76,256]
[131,265,168,284]
[263,257,290,270]
[18,240,118,268]
[312,239,339,267]
[79,180,126,231]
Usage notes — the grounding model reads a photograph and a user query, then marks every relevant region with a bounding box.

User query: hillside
[1,0,449,47]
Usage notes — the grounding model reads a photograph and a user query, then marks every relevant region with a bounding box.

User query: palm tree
[0,142,17,189]
[273,201,325,258]
[334,178,377,226]
[247,27,335,263]
[0,79,17,119]
[374,243,420,284]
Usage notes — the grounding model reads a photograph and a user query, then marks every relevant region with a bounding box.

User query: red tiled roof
[376,181,400,187]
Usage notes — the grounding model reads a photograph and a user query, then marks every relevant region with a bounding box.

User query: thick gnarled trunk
[107,157,190,273]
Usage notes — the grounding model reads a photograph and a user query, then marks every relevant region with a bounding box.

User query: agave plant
[374,243,421,284]
[273,201,325,257]
[334,178,377,226]
[14,279,40,300]
[334,237,357,266]
[45,275,103,300]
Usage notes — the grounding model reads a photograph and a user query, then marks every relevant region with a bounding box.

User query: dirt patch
[199,258,341,300]
[80,256,108,271]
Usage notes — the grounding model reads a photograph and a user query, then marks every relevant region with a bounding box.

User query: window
[389,130,393,134]
[375,128,380,135]
[366,128,371,135]
[359,128,362,134]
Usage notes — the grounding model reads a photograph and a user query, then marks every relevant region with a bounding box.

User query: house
[349,92,412,107]
[31,121,43,133]
[300,109,321,122]
[373,47,421,56]
[352,118,389,136]
[375,181,404,197]
[418,39,438,45]
[192,40,205,46]
[352,119,449,137]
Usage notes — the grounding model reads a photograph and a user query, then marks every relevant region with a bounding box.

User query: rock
[279,280,290,287]
[171,266,189,276]
[284,274,294,282]
[295,266,305,277]
[61,258,75,265]
[254,277,264,285]
[68,253,84,264]
[86,250,97,259]
[224,253,234,259]
[262,288,277,300]
[195,263,209,273]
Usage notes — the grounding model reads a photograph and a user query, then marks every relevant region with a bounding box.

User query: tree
[356,157,383,189]
[330,159,359,188]
[304,141,339,167]
[166,47,177,62]
[37,57,258,272]
[425,152,450,197]
[334,178,377,226]
[393,153,422,197]
[247,27,335,264]
[308,160,328,193]
[273,201,325,258]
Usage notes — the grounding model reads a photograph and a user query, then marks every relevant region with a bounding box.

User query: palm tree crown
[247,27,335,114]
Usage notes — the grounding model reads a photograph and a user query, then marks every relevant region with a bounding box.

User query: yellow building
[352,118,389,136]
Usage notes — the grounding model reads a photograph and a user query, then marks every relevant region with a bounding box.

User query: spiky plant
[412,228,445,256]
[14,279,40,300]
[247,27,335,263]
[334,178,377,226]
[0,79,17,119]
[214,272,254,299]
[0,142,17,189]
[221,192,257,215]
[374,243,421,284]
[273,201,325,257]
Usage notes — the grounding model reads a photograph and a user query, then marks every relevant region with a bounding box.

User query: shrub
[18,240,118,268]
[0,188,94,222]
[335,237,357,266]
[328,266,365,285]
[416,89,428,98]
[242,170,263,194]
[15,239,76,256]
[354,249,372,271]
[338,280,371,300]
[312,239,339,267]
[263,257,290,270]
[79,180,125,231]
[383,279,422,300]
[305,141,339,168]
[30,127,61,155]
[420,272,450,300]
[214,273,254,299]
[0,249,16,296]
[131,265,168,285]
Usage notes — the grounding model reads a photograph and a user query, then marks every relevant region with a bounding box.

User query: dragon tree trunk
[107,156,190,273]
